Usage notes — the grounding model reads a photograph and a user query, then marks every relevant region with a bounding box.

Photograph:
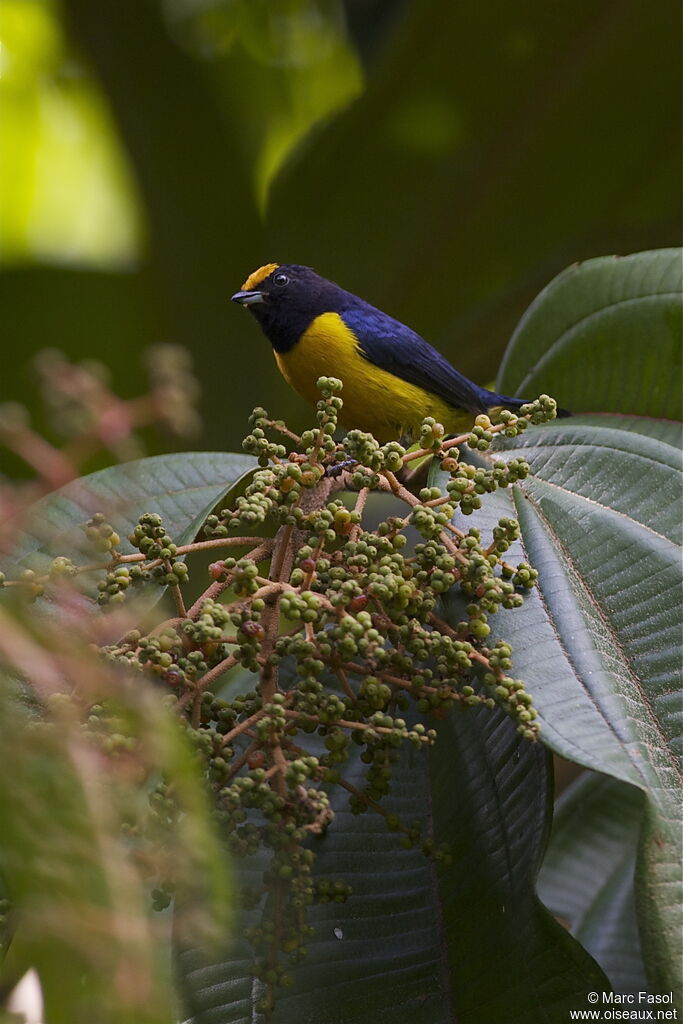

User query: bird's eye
[273,272,289,287]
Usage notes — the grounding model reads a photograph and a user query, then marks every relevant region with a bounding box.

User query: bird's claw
[326,459,358,478]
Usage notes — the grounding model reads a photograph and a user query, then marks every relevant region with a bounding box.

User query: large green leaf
[497,249,683,418]
[537,772,647,995]
[177,703,606,1024]
[438,415,682,995]
[563,413,682,447]
[428,706,607,1022]
[3,451,255,591]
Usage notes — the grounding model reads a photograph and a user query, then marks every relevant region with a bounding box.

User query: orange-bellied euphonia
[232,263,558,443]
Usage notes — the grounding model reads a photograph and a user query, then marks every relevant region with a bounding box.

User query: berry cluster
[85,512,121,553]
[1,376,560,1020]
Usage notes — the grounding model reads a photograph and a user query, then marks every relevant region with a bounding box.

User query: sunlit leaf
[0,0,141,265]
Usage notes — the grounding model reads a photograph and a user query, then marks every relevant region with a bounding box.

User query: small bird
[232,263,555,443]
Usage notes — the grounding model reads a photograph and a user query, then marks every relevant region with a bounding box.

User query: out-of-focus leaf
[497,249,683,418]
[0,0,141,265]
[177,701,606,1024]
[0,616,231,1024]
[3,452,255,597]
[537,772,647,995]
[164,0,363,210]
[437,415,682,995]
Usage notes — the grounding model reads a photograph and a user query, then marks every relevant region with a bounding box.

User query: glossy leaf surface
[538,772,647,995]
[497,248,683,418]
[4,452,255,597]
[437,414,682,993]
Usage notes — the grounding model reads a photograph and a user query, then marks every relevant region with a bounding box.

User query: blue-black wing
[340,305,492,414]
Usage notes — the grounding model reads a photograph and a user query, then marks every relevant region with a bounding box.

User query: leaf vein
[516,490,683,795]
[516,291,682,393]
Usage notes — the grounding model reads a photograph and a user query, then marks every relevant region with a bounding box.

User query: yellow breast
[274,312,470,443]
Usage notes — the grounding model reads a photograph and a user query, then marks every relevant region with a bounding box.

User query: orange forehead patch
[241,263,279,291]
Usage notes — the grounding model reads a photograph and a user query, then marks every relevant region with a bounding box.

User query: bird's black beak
[231,290,266,306]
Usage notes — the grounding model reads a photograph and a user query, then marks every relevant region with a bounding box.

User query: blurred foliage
[0,344,201,551]
[0,605,232,1024]
[0,0,680,455]
[0,0,141,265]
[163,0,363,209]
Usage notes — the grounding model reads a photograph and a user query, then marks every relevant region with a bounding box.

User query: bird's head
[231,263,346,352]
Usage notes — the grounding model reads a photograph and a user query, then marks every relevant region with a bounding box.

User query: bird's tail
[486,390,572,419]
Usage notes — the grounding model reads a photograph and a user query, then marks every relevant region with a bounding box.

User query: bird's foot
[326,459,358,478]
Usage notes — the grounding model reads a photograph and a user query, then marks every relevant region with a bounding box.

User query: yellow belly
[274,312,472,443]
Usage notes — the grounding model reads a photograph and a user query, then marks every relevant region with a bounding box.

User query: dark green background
[2,0,680,457]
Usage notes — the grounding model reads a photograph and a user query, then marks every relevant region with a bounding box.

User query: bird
[232,263,563,443]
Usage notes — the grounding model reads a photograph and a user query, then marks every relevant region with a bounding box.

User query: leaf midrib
[516,486,683,805]
[522,473,680,549]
